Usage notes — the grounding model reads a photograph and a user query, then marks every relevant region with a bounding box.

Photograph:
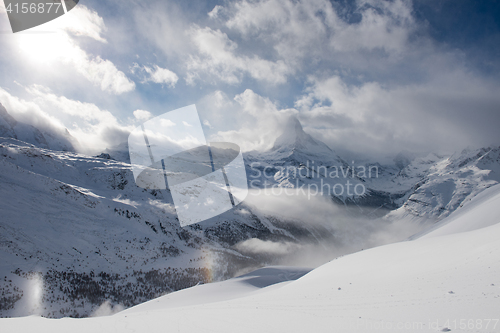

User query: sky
[0,0,499,159]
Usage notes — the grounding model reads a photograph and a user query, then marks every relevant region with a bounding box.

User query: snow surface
[2,185,499,332]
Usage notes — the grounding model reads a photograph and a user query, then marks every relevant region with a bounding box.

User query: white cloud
[203,119,213,129]
[0,85,134,154]
[208,5,224,20]
[142,65,179,87]
[160,119,175,127]
[187,27,291,84]
[329,0,414,53]
[132,1,193,59]
[242,190,429,266]
[47,3,108,42]
[210,89,296,151]
[75,54,136,94]
[133,110,152,121]
[205,0,415,77]
[90,300,124,317]
[206,71,500,157]
[0,87,69,138]
[13,5,135,94]
[235,238,300,256]
[295,72,500,157]
[130,0,415,86]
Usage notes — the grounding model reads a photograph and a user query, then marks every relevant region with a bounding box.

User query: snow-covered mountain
[0,137,345,318]
[3,183,499,333]
[246,117,405,214]
[1,112,499,319]
[261,117,345,164]
[245,118,364,200]
[376,147,500,222]
[0,103,76,152]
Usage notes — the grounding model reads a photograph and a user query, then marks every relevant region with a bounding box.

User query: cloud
[132,1,194,59]
[241,189,429,266]
[90,300,124,317]
[27,85,134,153]
[145,65,179,86]
[295,71,500,157]
[49,3,108,43]
[160,119,175,127]
[132,63,179,87]
[2,0,499,159]
[209,89,296,151]
[133,109,152,121]
[203,69,500,159]
[329,0,414,53]
[12,5,135,94]
[0,85,135,154]
[235,238,301,256]
[126,0,420,86]
[0,87,69,140]
[207,5,223,19]
[213,0,415,73]
[186,26,291,84]
[75,55,135,94]
[203,119,213,129]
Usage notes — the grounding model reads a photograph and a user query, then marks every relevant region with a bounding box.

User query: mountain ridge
[0,103,76,152]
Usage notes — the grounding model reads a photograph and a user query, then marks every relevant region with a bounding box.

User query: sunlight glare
[17,31,77,65]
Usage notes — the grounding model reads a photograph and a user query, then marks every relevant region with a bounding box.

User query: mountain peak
[272,116,331,153]
[0,103,18,139]
[258,116,347,166]
[0,102,76,152]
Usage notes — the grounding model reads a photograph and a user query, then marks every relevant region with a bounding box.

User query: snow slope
[2,186,499,332]
[120,266,311,313]
[412,183,500,239]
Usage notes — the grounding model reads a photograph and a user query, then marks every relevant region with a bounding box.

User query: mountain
[244,117,500,221]
[378,147,500,222]
[246,117,352,193]
[266,117,344,163]
[0,103,76,152]
[100,141,130,163]
[0,138,344,318]
[1,114,500,319]
[4,184,499,332]
[245,117,403,212]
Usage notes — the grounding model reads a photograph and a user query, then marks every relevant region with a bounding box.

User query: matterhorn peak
[272,116,330,153]
[258,116,348,167]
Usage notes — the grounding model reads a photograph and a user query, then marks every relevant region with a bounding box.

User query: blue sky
[0,0,499,158]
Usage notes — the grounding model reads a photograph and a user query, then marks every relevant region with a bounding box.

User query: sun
[17,30,78,65]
